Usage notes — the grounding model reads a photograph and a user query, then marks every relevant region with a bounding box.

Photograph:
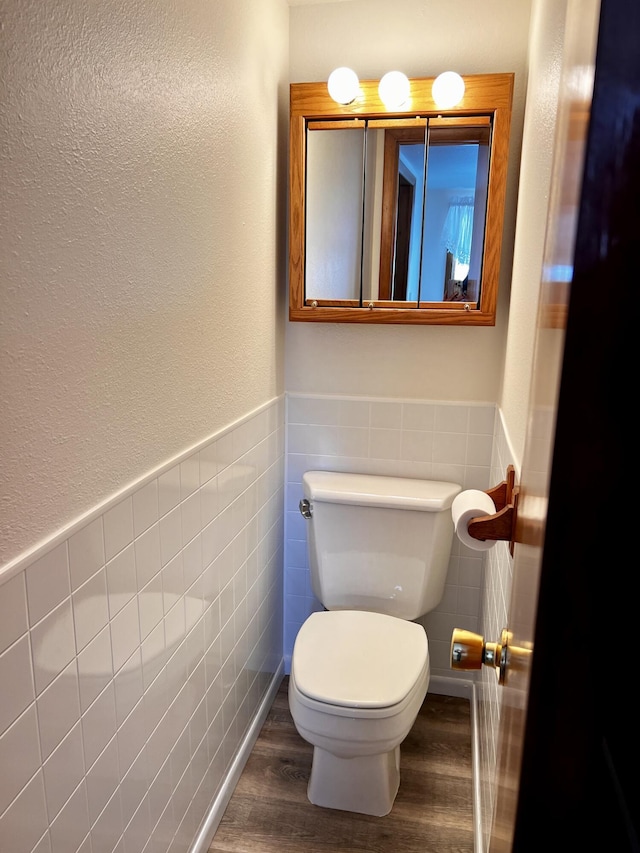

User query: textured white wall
[477,3,570,843]
[0,0,289,568]
[287,0,532,401]
[499,0,568,462]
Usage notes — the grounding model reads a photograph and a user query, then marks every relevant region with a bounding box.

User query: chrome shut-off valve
[299,498,312,519]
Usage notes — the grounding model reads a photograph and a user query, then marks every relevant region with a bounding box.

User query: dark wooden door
[392,175,413,300]
[490,0,640,850]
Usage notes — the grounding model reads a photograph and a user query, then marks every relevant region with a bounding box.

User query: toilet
[289,470,461,816]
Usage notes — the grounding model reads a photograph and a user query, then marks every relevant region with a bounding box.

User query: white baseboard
[469,681,483,853]
[428,673,475,698]
[189,660,285,853]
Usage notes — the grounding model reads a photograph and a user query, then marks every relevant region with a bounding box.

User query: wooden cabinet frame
[289,73,514,325]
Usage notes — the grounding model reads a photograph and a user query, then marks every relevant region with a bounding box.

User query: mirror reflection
[305,118,491,308]
[306,123,365,303]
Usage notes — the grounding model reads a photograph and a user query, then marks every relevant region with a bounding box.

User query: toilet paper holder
[467,465,519,556]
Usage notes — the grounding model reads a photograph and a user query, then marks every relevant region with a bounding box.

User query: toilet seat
[291,610,429,717]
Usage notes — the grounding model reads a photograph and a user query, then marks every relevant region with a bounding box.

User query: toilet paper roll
[451,489,498,551]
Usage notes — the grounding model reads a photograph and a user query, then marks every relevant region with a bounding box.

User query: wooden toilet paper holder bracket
[467,465,519,556]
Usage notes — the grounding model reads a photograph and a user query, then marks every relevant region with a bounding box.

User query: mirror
[289,74,514,325]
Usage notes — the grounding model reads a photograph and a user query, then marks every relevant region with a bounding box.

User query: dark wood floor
[209,676,474,853]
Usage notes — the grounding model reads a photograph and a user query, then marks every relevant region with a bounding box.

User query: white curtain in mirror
[441,195,475,267]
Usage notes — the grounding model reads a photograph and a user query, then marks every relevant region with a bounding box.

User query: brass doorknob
[450,628,510,684]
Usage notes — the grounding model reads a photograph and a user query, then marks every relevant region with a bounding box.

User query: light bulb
[432,71,465,109]
[378,71,410,109]
[327,67,360,105]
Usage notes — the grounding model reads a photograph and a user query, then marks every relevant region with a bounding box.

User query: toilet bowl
[289,609,430,816]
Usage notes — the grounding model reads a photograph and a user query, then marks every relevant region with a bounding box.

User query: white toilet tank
[301,471,462,620]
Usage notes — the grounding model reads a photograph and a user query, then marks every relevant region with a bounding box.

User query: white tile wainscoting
[0,397,285,853]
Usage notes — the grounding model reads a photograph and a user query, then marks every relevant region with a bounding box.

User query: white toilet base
[307,743,401,816]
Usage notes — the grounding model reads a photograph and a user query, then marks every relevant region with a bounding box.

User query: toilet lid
[292,610,428,709]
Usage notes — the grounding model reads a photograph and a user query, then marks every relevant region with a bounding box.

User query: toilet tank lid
[302,471,461,511]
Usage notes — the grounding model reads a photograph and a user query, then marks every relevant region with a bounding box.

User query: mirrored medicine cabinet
[289,73,514,325]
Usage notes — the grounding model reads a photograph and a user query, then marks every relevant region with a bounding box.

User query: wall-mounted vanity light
[378,70,410,108]
[432,71,466,108]
[328,68,465,110]
[327,67,360,105]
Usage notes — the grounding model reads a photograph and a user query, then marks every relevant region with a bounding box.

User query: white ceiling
[288,1,355,5]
